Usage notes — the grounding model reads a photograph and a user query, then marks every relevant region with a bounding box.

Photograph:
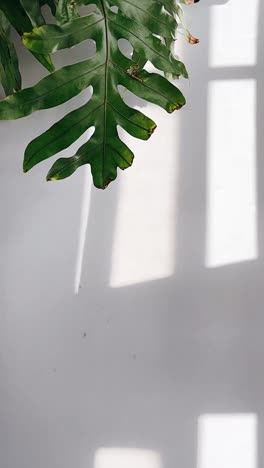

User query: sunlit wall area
[197,414,257,468]
[94,448,162,468]
[206,79,257,268]
[74,165,92,294]
[110,101,180,288]
[205,0,259,269]
[209,0,259,67]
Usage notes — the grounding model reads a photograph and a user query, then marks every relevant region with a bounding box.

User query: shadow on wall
[1,1,264,468]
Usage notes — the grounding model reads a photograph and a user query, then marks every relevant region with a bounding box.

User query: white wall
[1,1,264,467]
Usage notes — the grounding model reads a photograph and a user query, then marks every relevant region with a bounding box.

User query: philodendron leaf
[0,0,198,189]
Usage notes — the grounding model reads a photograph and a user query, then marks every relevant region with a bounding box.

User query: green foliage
[0,0,199,189]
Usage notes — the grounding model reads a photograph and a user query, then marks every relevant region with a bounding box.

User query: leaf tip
[168,102,185,113]
[150,123,157,135]
[46,173,57,181]
[188,35,199,45]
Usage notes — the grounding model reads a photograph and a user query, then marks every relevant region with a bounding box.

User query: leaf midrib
[100,0,109,184]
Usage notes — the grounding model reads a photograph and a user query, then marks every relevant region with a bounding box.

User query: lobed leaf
[0,0,199,188]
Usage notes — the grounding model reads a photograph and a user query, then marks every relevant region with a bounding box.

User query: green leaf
[0,10,21,95]
[20,0,45,27]
[0,0,32,34]
[0,0,54,72]
[56,0,80,25]
[112,0,177,39]
[0,0,188,189]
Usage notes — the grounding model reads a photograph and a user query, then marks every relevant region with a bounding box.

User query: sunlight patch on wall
[74,165,92,294]
[206,80,257,268]
[110,104,178,288]
[95,448,162,468]
[197,414,257,468]
[209,0,259,67]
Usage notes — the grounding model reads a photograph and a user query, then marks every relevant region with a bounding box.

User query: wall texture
[1,1,263,467]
